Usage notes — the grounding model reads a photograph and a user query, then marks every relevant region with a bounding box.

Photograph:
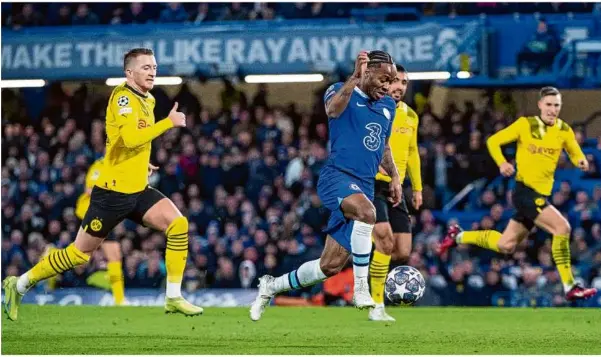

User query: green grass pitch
[2,306,600,354]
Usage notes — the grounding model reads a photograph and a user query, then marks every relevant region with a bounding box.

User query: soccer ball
[385,266,426,305]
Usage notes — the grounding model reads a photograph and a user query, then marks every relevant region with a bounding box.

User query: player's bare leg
[496,220,530,253]
[392,233,411,264]
[3,229,100,321]
[534,206,597,300]
[369,223,395,321]
[250,236,349,321]
[340,193,377,309]
[101,241,126,306]
[142,198,203,316]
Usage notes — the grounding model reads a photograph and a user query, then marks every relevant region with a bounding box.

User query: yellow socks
[457,230,502,253]
[107,261,125,305]
[165,216,189,297]
[28,243,90,285]
[552,234,574,291]
[369,249,391,304]
[42,245,58,291]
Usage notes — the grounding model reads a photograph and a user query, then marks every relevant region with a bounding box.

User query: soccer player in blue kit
[250,50,402,321]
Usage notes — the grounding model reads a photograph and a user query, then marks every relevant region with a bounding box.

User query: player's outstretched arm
[325,51,368,118]
[486,117,524,176]
[563,126,588,171]
[120,102,185,148]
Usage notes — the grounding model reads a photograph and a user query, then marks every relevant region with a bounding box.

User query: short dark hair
[367,50,394,68]
[539,86,560,99]
[396,64,407,73]
[124,48,154,70]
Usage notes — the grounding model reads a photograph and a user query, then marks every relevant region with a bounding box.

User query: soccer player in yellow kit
[369,65,423,321]
[438,87,597,301]
[3,48,203,320]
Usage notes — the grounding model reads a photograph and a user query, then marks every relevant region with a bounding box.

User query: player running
[368,65,422,321]
[249,50,402,321]
[437,86,597,302]
[3,48,203,320]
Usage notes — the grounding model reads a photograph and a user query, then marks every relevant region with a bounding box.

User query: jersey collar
[536,115,557,127]
[125,83,149,99]
[396,101,407,112]
[354,86,369,99]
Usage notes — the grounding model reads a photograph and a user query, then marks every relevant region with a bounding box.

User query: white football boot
[249,275,275,321]
[368,303,396,321]
[352,278,376,309]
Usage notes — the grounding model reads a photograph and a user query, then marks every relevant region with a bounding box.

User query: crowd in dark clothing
[2,2,598,29]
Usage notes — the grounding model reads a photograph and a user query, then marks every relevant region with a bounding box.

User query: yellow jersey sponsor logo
[527,144,559,156]
[393,127,413,135]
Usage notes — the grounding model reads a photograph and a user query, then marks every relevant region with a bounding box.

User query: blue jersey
[323,82,396,183]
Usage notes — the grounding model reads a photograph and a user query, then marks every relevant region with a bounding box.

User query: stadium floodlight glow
[105,77,183,86]
[1,79,46,88]
[457,71,472,79]
[408,72,452,81]
[244,74,324,83]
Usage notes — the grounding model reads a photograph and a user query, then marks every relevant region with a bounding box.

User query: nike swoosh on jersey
[383,108,391,120]
[357,102,366,107]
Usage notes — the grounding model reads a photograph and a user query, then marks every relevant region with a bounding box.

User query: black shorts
[512,181,549,231]
[81,186,166,238]
[374,180,411,234]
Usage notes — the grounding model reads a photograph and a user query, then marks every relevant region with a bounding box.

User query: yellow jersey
[75,158,104,220]
[375,101,423,191]
[487,116,586,196]
[96,82,173,194]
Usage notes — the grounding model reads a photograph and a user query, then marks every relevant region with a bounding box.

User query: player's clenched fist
[353,51,369,79]
[577,159,589,172]
[168,102,186,127]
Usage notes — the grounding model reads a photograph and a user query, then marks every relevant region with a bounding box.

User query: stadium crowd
[2,79,600,307]
[2,2,599,29]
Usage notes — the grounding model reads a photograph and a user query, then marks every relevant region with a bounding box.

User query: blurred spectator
[123,3,149,24]
[219,2,249,21]
[220,79,247,112]
[189,3,210,24]
[10,4,43,29]
[109,6,125,25]
[159,3,189,23]
[71,4,100,26]
[49,5,72,26]
[516,18,560,75]
[249,3,275,21]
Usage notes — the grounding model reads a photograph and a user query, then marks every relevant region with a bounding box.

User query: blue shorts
[317,166,374,252]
